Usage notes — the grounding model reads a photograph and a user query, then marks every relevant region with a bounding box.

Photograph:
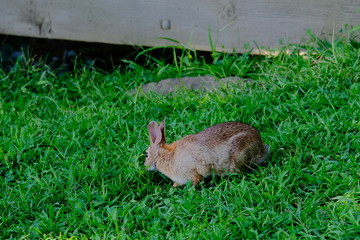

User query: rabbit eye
[145,152,149,158]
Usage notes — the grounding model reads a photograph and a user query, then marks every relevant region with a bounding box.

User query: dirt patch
[130,76,253,95]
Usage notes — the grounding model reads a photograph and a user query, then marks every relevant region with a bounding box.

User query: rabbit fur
[145,120,269,187]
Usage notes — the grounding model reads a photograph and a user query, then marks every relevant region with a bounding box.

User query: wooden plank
[0,0,359,52]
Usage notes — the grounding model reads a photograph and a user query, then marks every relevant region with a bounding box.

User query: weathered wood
[0,0,359,52]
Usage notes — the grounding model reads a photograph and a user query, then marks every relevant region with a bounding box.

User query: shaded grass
[0,39,359,239]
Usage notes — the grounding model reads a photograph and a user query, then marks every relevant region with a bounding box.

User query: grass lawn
[0,39,359,239]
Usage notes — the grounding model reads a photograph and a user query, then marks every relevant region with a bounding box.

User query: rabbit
[144,120,269,187]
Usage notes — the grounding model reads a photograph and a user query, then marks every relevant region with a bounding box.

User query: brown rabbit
[145,120,269,187]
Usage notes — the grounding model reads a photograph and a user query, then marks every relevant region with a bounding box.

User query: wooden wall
[0,0,359,53]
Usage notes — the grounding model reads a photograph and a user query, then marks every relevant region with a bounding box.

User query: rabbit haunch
[145,121,269,187]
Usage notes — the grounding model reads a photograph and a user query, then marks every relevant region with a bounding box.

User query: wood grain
[0,0,359,52]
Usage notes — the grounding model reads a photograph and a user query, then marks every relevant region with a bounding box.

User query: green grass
[0,39,359,239]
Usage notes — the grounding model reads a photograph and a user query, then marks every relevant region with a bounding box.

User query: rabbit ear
[148,121,163,145]
[159,119,166,143]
